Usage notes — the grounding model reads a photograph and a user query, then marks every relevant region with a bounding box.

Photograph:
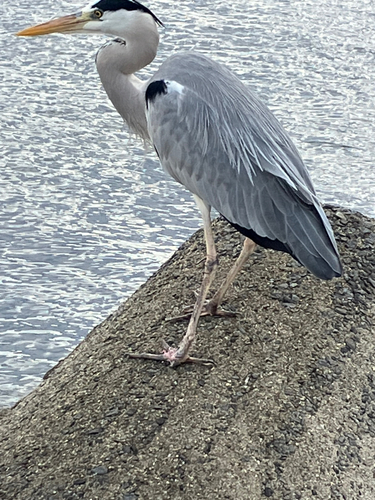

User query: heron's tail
[227,201,342,281]
[298,202,342,279]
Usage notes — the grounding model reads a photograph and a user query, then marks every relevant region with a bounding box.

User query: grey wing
[146,53,342,279]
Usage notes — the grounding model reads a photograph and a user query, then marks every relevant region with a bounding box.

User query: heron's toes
[127,340,214,367]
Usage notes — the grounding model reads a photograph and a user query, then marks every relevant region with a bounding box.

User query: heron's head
[16,0,163,39]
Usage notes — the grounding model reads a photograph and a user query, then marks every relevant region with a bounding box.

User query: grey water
[0,0,374,407]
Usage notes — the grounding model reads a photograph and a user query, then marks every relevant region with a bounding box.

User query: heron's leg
[171,237,256,320]
[168,198,218,364]
[203,237,256,315]
[128,197,217,366]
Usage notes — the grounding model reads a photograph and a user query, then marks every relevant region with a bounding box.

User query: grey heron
[17,0,342,366]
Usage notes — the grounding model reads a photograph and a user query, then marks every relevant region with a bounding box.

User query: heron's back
[146,52,342,280]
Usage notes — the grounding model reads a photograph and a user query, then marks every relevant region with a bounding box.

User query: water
[0,0,374,407]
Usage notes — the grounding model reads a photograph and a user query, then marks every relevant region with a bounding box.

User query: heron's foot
[127,340,214,367]
[167,301,236,322]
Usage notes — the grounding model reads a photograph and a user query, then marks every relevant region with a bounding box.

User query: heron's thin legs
[171,237,256,321]
[203,237,256,315]
[128,197,218,366]
[169,199,217,364]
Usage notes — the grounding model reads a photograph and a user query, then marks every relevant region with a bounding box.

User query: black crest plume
[92,0,163,26]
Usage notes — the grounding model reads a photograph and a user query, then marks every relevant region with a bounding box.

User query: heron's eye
[93,9,103,18]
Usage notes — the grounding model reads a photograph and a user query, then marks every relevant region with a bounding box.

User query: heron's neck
[100,70,150,140]
[96,14,159,140]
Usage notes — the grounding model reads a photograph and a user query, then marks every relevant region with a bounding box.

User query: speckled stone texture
[0,206,374,500]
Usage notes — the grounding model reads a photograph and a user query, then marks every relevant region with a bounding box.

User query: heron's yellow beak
[16,13,92,37]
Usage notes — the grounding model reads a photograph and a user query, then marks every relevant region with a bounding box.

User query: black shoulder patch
[145,80,167,108]
[92,0,163,26]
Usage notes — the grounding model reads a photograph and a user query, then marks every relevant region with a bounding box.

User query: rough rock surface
[0,206,374,500]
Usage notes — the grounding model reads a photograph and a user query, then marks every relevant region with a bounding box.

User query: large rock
[0,206,374,500]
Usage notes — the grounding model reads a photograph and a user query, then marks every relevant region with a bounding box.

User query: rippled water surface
[1,0,374,406]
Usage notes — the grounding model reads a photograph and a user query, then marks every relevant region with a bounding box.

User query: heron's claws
[127,340,215,367]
